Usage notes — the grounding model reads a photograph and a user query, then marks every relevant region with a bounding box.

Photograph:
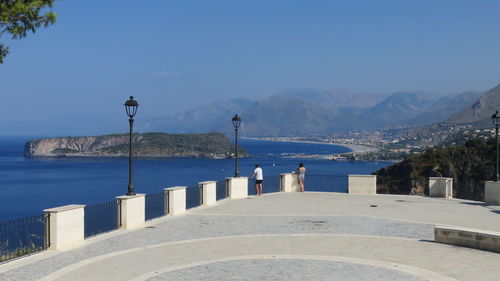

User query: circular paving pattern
[146,258,428,281]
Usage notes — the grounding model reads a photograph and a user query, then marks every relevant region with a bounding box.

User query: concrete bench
[434,226,500,253]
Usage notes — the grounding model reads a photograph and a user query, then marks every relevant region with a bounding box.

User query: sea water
[0,137,392,222]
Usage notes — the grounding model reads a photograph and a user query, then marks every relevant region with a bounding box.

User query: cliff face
[374,138,494,201]
[447,84,500,124]
[25,135,129,157]
[25,132,244,158]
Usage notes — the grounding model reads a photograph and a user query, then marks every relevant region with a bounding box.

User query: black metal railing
[248,178,257,196]
[305,175,348,193]
[186,185,202,209]
[145,192,166,221]
[248,175,282,195]
[263,175,281,193]
[0,214,47,262]
[84,200,119,238]
[216,180,227,200]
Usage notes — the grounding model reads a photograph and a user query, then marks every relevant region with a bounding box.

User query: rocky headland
[25,132,245,158]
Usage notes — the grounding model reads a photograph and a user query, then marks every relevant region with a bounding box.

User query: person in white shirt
[251,163,263,196]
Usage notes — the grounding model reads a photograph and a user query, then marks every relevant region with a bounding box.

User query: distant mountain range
[140,86,495,137]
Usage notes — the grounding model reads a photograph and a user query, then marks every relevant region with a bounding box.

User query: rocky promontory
[25,132,246,158]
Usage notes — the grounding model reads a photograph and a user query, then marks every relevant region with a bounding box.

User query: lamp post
[492,111,500,182]
[232,114,241,177]
[125,96,139,195]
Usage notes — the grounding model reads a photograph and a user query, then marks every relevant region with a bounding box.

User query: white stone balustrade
[165,186,187,215]
[280,173,300,192]
[226,177,248,199]
[485,181,500,205]
[429,177,453,198]
[116,194,145,230]
[44,204,85,250]
[348,175,377,195]
[199,181,216,206]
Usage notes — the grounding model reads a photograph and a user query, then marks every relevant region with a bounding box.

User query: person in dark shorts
[251,164,263,196]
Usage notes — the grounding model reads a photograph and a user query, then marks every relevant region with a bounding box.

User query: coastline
[242,137,380,154]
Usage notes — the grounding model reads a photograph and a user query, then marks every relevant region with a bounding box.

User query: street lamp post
[492,111,500,182]
[232,114,241,177]
[125,96,139,195]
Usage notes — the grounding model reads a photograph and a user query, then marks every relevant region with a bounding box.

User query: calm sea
[0,136,392,222]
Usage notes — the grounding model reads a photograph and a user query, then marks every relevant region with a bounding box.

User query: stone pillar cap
[44,204,85,213]
[165,186,187,191]
[199,181,217,184]
[116,194,145,200]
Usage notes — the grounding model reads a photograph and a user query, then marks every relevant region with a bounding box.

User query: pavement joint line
[191,213,446,227]
[193,211,492,233]
[128,254,460,281]
[37,234,422,281]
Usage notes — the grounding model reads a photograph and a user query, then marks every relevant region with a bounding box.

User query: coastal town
[250,124,496,161]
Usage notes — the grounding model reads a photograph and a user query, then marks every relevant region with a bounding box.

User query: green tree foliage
[375,137,495,201]
[0,0,57,63]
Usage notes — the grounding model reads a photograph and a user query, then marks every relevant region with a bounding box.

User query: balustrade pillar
[116,194,145,230]
[44,204,85,250]
[429,177,453,198]
[165,186,187,215]
[226,177,248,199]
[485,181,500,205]
[199,181,216,206]
[280,173,300,192]
[348,175,377,195]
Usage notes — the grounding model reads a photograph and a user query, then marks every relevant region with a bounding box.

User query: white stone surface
[43,205,85,250]
[4,193,500,281]
[116,194,145,230]
[348,175,376,195]
[227,177,248,199]
[199,181,216,206]
[280,173,299,192]
[165,186,186,215]
[429,177,453,198]
[435,226,500,253]
[485,181,500,205]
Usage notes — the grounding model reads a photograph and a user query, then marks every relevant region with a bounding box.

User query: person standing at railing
[251,163,263,196]
[296,163,306,192]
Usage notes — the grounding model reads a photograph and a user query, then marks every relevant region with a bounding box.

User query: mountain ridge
[140,87,491,137]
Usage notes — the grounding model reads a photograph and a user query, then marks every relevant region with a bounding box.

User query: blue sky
[1,0,500,135]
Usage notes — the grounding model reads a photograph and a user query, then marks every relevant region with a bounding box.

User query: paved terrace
[1,192,500,281]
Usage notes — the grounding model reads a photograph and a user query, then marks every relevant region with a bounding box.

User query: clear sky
[1,0,500,135]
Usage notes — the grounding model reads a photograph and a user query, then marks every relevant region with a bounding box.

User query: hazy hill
[361,92,436,128]
[280,89,388,109]
[447,84,500,125]
[141,99,254,133]
[215,94,344,136]
[410,91,482,126]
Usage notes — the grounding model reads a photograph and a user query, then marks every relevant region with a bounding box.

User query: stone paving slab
[202,193,500,232]
[38,235,500,281]
[0,192,499,281]
[0,215,433,281]
[147,258,428,281]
